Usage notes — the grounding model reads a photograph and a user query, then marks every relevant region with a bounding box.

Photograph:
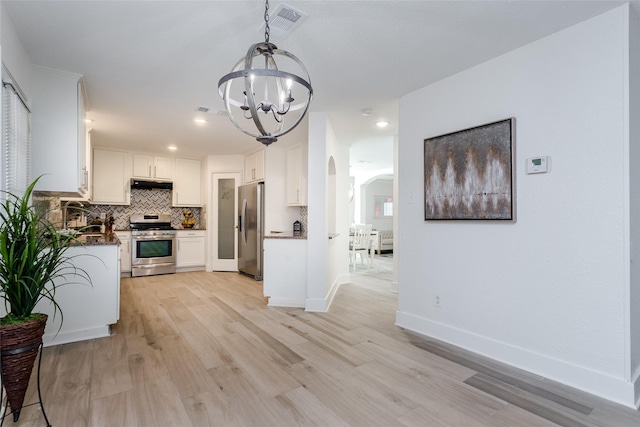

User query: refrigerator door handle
[241,199,248,246]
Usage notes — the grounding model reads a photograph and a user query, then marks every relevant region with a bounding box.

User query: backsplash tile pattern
[299,206,307,238]
[88,189,201,230]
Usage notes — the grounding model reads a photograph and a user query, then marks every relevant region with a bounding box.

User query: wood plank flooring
[4,255,640,426]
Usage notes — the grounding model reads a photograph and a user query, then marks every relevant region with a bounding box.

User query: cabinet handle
[154,166,157,177]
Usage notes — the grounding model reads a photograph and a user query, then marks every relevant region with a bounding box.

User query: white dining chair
[350,224,373,269]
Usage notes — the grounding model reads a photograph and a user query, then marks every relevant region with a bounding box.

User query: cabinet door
[177,234,206,268]
[133,154,172,180]
[286,146,307,206]
[173,158,201,207]
[132,154,153,178]
[92,149,131,205]
[153,156,173,180]
[115,232,131,273]
[253,150,265,181]
[244,154,255,182]
[244,150,265,183]
[31,65,86,195]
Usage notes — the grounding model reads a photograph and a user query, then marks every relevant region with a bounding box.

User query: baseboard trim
[43,325,110,347]
[305,273,350,312]
[268,297,305,308]
[396,310,639,409]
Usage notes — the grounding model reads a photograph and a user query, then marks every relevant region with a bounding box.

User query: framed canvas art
[424,118,515,220]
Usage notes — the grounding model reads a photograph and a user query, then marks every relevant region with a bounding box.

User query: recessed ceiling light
[376,121,389,128]
[84,118,93,123]
[168,145,177,151]
[194,118,207,124]
[361,108,373,116]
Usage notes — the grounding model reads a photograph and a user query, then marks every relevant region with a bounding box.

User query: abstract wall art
[424,118,515,220]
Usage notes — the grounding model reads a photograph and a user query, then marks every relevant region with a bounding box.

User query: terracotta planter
[0,314,47,422]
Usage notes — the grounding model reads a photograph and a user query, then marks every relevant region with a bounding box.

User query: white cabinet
[115,231,131,274]
[61,128,93,202]
[173,158,202,207]
[92,148,132,205]
[31,65,88,196]
[37,244,120,346]
[132,154,172,180]
[286,145,307,206]
[177,230,206,270]
[263,238,307,307]
[245,150,265,183]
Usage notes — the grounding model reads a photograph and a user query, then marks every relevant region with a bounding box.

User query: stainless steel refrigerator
[238,182,264,280]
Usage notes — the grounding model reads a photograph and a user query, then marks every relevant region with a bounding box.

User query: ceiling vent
[197,106,227,116]
[260,4,307,39]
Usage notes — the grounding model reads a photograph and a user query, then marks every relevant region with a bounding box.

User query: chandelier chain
[264,0,270,43]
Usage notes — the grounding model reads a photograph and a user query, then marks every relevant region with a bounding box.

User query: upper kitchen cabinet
[245,149,265,183]
[132,154,172,181]
[173,158,202,207]
[92,148,132,205]
[286,145,308,206]
[31,65,88,196]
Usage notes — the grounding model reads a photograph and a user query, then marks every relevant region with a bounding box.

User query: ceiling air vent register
[260,4,307,38]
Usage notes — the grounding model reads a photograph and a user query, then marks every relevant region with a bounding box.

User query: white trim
[42,325,110,347]
[305,273,350,312]
[268,297,305,308]
[396,310,639,409]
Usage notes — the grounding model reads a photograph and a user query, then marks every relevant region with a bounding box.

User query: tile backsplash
[87,189,202,230]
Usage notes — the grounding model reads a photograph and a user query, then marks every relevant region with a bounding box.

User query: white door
[210,172,240,271]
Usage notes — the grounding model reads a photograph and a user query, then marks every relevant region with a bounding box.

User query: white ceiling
[2,0,629,175]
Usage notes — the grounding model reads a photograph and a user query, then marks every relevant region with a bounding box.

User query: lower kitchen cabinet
[115,231,131,275]
[177,230,206,270]
[35,243,120,346]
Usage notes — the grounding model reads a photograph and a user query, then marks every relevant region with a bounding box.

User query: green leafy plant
[0,176,91,326]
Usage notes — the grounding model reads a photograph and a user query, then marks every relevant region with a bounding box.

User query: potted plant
[0,177,90,422]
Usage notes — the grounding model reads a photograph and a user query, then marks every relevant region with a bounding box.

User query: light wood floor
[5,255,640,426]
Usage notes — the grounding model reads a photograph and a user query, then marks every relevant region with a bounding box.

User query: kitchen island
[35,233,121,346]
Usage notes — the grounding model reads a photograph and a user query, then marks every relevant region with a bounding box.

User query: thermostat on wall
[526,156,550,174]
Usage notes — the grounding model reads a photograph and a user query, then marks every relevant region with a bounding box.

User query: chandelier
[218,0,313,146]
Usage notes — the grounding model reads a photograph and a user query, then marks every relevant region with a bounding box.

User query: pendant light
[218,0,313,146]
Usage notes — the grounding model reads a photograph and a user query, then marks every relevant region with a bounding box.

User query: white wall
[1,3,32,100]
[397,5,637,408]
[306,112,350,311]
[628,5,640,402]
[363,178,393,231]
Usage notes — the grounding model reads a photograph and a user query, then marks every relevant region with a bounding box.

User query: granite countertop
[264,231,307,240]
[67,232,121,246]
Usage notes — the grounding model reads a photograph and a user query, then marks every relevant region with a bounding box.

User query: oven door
[132,234,176,267]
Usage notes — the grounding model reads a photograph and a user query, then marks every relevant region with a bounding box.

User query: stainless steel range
[130,214,176,277]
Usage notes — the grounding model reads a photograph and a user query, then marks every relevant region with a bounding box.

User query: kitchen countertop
[67,232,121,246]
[264,231,307,240]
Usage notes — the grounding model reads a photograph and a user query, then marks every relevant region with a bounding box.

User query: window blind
[2,80,31,199]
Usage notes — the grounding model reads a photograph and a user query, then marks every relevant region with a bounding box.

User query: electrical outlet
[434,295,442,308]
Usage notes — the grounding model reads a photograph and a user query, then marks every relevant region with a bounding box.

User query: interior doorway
[210,172,241,271]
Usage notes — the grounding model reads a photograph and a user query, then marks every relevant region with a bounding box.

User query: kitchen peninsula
[263,232,307,308]
[35,233,121,346]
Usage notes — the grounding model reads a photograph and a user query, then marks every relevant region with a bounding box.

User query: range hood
[130,178,173,190]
